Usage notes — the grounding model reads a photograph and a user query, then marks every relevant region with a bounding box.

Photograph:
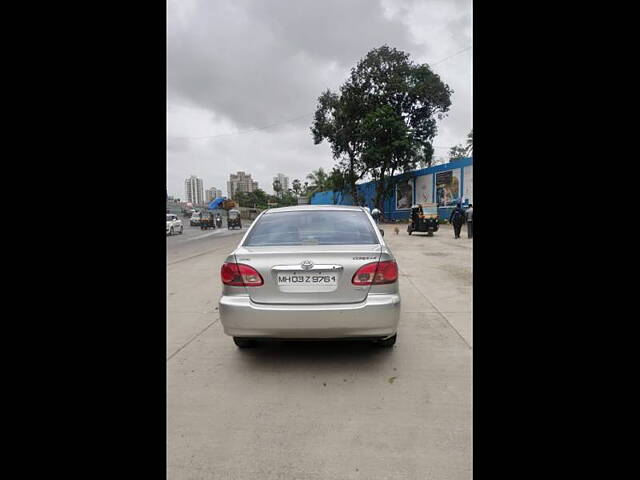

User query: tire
[169,227,174,236]
[233,337,257,348]
[375,334,397,348]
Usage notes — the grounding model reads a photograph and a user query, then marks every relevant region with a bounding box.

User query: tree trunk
[375,168,386,212]
[349,157,359,205]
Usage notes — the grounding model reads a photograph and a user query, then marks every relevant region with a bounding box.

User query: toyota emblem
[301,260,314,270]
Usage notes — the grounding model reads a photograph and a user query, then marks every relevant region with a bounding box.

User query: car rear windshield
[243,210,379,246]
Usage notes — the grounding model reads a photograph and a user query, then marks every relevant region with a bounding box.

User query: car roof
[263,205,366,214]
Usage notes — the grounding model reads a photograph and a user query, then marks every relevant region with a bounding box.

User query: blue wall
[309,190,353,205]
[310,157,473,221]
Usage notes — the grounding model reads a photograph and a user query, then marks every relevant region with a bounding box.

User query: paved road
[167,220,251,264]
[167,223,471,479]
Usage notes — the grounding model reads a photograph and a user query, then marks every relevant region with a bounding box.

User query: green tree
[465,129,473,156]
[272,179,282,198]
[311,89,366,204]
[325,168,350,204]
[291,179,302,196]
[306,168,329,197]
[312,45,452,211]
[449,144,468,162]
[278,189,298,207]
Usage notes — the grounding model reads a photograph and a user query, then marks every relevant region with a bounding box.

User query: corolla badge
[300,260,314,270]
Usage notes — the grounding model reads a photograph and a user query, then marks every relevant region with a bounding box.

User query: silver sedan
[218,205,400,348]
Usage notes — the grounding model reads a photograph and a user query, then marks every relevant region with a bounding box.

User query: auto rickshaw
[227,209,242,229]
[407,203,439,236]
[200,213,216,230]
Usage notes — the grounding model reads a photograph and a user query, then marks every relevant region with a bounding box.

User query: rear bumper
[219,293,400,339]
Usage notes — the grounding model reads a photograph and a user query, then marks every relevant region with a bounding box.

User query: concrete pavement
[167,223,472,479]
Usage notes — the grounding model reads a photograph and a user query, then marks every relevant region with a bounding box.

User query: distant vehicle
[227,209,242,229]
[190,211,202,226]
[166,214,183,235]
[407,203,439,236]
[218,205,400,348]
[200,213,216,230]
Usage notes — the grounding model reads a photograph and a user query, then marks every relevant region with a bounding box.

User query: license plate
[276,273,338,287]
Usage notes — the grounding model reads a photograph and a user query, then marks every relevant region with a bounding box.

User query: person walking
[465,204,473,238]
[371,207,381,223]
[449,202,465,239]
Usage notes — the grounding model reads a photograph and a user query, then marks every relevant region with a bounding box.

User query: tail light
[221,262,263,287]
[352,260,398,285]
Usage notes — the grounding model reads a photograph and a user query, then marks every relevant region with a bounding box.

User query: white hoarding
[463,166,472,203]
[395,180,413,210]
[415,174,434,204]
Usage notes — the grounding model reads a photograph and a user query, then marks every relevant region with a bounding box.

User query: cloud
[167,0,472,198]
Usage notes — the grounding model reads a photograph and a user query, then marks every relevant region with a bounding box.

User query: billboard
[395,180,413,210]
[435,169,461,206]
[415,174,433,204]
[463,165,472,203]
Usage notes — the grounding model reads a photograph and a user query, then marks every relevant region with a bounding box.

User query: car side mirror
[379,229,384,237]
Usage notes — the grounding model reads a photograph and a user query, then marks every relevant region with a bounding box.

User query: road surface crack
[167,318,219,362]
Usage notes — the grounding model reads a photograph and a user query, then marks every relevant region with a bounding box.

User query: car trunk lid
[234,244,382,305]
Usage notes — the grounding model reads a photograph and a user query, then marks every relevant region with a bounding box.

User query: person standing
[449,202,465,239]
[465,204,473,238]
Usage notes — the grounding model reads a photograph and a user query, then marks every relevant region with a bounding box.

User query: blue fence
[310,157,473,221]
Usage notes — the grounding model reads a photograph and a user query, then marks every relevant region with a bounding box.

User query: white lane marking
[184,228,247,242]
[186,229,228,241]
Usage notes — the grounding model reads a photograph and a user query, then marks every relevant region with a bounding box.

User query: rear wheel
[376,334,397,348]
[233,337,257,348]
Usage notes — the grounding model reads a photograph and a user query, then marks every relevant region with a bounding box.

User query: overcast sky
[167,0,472,199]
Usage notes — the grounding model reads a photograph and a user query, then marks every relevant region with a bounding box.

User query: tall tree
[306,168,329,196]
[291,179,302,196]
[326,168,350,204]
[311,89,367,204]
[272,179,282,198]
[312,45,452,211]
[465,129,473,156]
[449,144,468,162]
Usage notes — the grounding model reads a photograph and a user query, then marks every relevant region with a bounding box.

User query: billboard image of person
[396,180,413,210]
[415,174,433,204]
[435,170,460,206]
